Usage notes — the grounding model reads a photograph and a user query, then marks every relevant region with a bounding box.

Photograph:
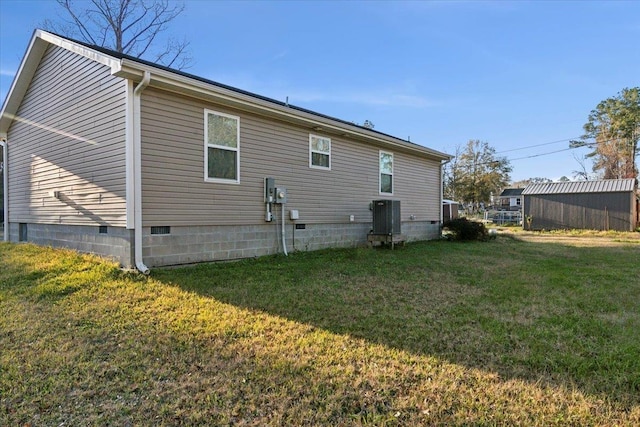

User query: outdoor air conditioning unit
[372,200,401,235]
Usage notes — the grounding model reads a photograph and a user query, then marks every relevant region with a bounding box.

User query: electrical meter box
[372,200,401,235]
[264,177,276,203]
[275,187,287,204]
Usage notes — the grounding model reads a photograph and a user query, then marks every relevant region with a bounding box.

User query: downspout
[1,139,7,241]
[133,71,151,274]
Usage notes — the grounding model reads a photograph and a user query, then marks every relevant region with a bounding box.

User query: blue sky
[1,0,639,182]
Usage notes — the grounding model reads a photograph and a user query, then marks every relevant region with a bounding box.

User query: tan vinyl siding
[7,45,127,226]
[141,88,442,226]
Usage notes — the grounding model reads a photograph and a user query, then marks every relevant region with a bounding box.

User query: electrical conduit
[282,204,288,256]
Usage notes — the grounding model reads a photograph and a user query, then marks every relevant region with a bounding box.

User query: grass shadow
[152,235,640,410]
[0,242,119,301]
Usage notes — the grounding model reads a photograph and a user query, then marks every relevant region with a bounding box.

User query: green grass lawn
[1,234,639,425]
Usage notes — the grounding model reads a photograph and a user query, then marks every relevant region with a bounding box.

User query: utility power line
[472,142,595,167]
[452,135,632,167]
[494,137,579,154]
[508,147,576,162]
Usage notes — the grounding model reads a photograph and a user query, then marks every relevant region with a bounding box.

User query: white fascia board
[0,30,122,136]
[0,32,48,136]
[36,30,122,72]
[115,59,451,161]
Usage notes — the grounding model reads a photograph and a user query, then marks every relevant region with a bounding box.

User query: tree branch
[48,0,191,69]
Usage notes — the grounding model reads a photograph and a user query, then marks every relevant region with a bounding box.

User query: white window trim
[204,109,240,184]
[379,150,394,195]
[309,134,331,170]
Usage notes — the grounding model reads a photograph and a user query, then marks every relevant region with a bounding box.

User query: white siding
[141,88,442,227]
[7,45,127,226]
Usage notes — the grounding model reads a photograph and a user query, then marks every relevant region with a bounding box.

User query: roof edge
[522,178,637,195]
[114,59,451,161]
[1,30,452,161]
[0,30,122,136]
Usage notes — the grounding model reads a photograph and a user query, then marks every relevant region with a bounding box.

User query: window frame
[204,109,240,184]
[309,134,331,170]
[379,150,394,195]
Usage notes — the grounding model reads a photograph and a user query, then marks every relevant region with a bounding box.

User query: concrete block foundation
[7,221,441,268]
[7,222,133,267]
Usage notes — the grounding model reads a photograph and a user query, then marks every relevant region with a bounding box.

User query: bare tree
[511,177,551,188]
[571,152,595,181]
[443,144,462,201]
[44,0,192,69]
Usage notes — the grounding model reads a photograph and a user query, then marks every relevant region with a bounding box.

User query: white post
[1,140,7,241]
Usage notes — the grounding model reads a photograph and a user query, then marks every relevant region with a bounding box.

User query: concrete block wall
[142,220,441,267]
[291,222,371,252]
[7,222,133,267]
[142,223,367,267]
[142,224,284,267]
[402,221,441,242]
[5,220,441,269]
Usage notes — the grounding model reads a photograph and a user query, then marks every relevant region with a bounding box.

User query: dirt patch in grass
[508,230,640,247]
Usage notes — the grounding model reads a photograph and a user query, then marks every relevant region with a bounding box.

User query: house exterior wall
[140,88,441,226]
[5,44,129,263]
[523,191,635,231]
[498,196,521,210]
[3,37,445,269]
[137,87,443,265]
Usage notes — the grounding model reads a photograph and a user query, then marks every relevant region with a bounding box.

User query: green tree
[571,87,640,179]
[445,140,512,211]
[44,0,191,69]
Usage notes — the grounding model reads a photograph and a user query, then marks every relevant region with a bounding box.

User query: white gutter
[113,61,451,162]
[133,71,150,274]
[1,140,7,241]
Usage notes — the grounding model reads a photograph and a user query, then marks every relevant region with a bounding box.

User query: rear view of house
[522,179,639,232]
[0,30,450,271]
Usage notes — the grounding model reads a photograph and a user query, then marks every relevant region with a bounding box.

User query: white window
[379,151,393,194]
[309,134,331,170]
[204,110,240,183]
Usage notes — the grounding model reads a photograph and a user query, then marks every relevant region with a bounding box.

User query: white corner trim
[1,140,7,241]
